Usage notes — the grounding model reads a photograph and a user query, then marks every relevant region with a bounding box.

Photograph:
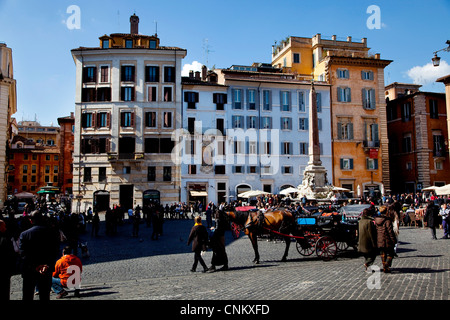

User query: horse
[225,208,296,264]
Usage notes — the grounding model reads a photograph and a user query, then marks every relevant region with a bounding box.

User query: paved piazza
[9,214,449,307]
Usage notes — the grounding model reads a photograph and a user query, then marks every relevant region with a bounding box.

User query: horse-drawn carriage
[227,204,360,262]
[295,212,359,260]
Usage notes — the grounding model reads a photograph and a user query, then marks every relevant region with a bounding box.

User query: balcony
[363,140,380,148]
[107,152,144,161]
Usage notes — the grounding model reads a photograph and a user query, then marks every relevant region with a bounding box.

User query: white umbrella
[238,190,271,198]
[332,186,351,192]
[422,186,439,191]
[279,187,301,195]
[434,184,450,195]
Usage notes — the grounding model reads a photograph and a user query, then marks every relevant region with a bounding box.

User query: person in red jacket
[52,246,83,299]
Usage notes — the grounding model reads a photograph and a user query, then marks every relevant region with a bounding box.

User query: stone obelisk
[298,81,330,198]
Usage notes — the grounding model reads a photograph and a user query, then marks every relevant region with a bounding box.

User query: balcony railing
[363,140,380,148]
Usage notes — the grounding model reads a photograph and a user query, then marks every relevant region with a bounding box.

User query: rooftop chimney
[130,14,139,34]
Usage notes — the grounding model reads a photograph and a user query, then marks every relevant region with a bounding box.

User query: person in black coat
[19,210,60,300]
[207,210,229,272]
[424,201,440,240]
[0,220,16,300]
[187,216,209,273]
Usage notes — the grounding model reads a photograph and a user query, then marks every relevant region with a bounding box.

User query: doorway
[119,185,134,211]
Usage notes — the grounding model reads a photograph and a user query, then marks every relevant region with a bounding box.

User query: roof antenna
[154,20,158,36]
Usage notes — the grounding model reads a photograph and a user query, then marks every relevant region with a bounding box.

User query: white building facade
[71,15,186,212]
[179,64,332,206]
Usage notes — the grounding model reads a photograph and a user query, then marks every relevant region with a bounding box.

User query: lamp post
[432,40,450,67]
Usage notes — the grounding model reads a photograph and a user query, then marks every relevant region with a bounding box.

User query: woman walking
[358,208,377,272]
[374,206,397,273]
[187,216,209,273]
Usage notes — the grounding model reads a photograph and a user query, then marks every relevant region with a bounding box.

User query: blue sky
[0,0,449,126]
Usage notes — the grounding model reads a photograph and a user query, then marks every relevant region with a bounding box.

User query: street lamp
[432,40,450,67]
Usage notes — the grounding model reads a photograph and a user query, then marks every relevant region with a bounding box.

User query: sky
[0,0,449,126]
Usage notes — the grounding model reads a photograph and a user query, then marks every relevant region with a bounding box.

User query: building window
[361,70,374,80]
[213,93,227,110]
[121,112,134,128]
[340,158,354,170]
[188,165,197,175]
[125,39,133,48]
[163,112,173,128]
[401,102,412,122]
[123,166,131,174]
[83,66,97,83]
[83,167,92,183]
[99,167,107,182]
[164,66,175,82]
[282,166,293,174]
[145,66,160,82]
[435,160,443,170]
[430,99,439,119]
[299,118,308,131]
[298,91,306,112]
[147,167,156,181]
[163,87,172,101]
[97,112,110,128]
[433,132,445,157]
[337,69,349,79]
[262,142,271,155]
[366,158,379,170]
[149,40,157,49]
[232,89,242,109]
[299,142,308,155]
[162,167,171,181]
[97,87,111,102]
[214,165,226,175]
[364,122,379,147]
[145,112,157,128]
[362,88,376,110]
[280,91,291,111]
[102,40,109,49]
[100,66,109,83]
[402,133,412,153]
[246,116,257,129]
[337,121,354,140]
[232,115,244,129]
[293,53,300,63]
[121,87,135,101]
[262,90,271,111]
[282,142,293,155]
[247,89,256,110]
[261,117,272,129]
[121,66,135,82]
[281,117,292,130]
[184,91,199,109]
[337,87,351,102]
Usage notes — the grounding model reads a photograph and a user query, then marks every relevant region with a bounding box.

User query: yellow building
[272,34,392,199]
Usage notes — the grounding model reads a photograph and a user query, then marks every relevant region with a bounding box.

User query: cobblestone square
[8,216,449,303]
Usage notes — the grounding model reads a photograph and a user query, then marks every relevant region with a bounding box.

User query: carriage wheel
[315,236,337,261]
[296,237,315,256]
[231,222,241,239]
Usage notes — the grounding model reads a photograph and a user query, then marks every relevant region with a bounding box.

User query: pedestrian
[439,202,449,239]
[206,202,212,228]
[19,210,60,300]
[51,246,83,299]
[374,206,397,273]
[357,208,377,272]
[0,220,16,300]
[207,210,229,272]
[187,216,209,273]
[132,207,141,237]
[424,200,440,240]
[91,211,100,237]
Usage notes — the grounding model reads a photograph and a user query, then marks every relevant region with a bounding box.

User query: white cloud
[182,61,204,77]
[406,60,450,85]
